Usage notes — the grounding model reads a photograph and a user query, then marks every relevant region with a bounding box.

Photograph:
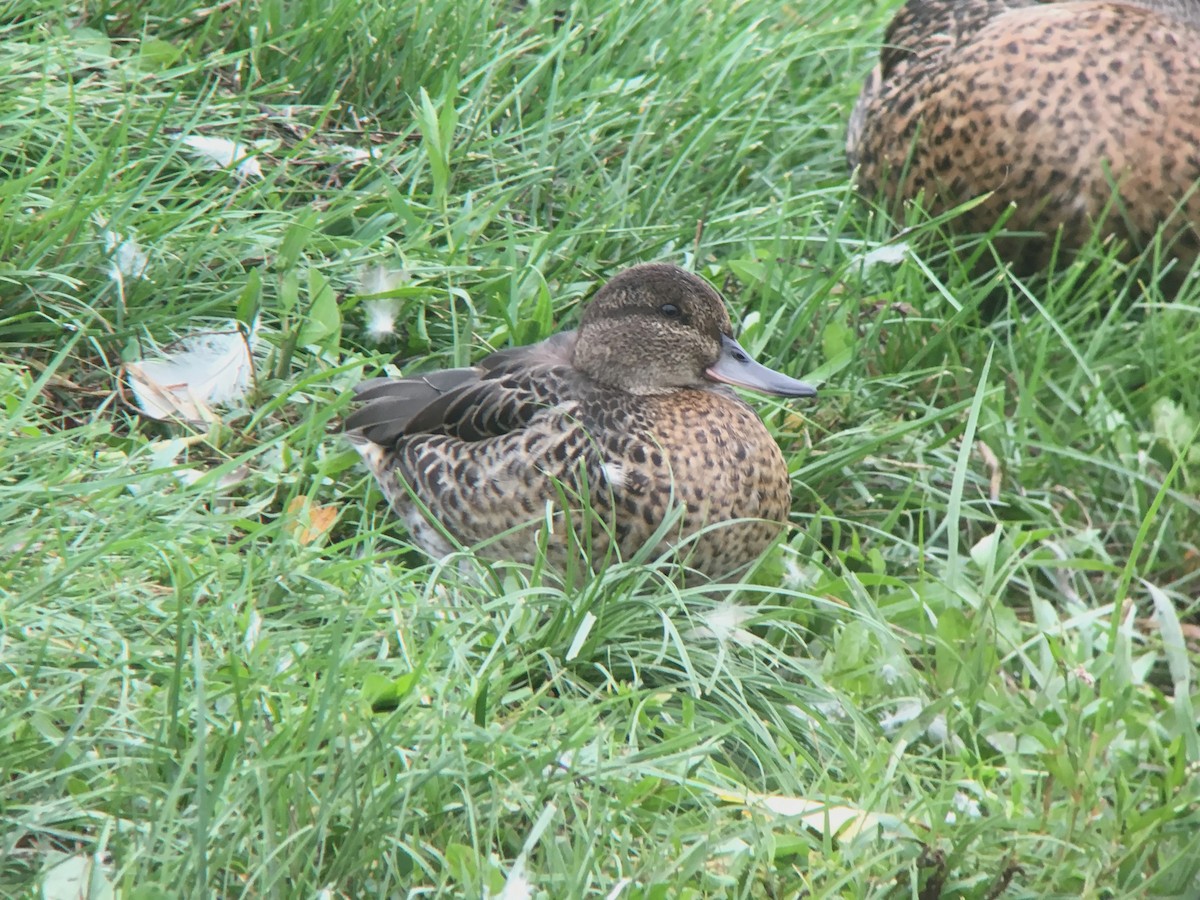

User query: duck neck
[572,340,701,396]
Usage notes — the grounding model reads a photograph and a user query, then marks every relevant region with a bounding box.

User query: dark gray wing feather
[344,369,478,445]
[345,331,580,445]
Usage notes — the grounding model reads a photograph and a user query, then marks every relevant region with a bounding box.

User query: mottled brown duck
[345,263,817,581]
[847,0,1200,276]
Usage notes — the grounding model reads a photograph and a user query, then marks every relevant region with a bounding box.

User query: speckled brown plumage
[848,0,1200,274]
[344,263,817,582]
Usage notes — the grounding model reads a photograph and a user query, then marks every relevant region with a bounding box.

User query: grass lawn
[4,0,1200,896]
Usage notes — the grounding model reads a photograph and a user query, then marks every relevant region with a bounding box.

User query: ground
[3,0,1199,897]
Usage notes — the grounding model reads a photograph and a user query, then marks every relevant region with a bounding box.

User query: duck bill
[705,334,817,398]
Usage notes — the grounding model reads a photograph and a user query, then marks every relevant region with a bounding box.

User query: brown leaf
[287,496,337,545]
[976,440,1003,502]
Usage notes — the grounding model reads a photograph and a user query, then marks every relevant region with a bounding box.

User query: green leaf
[818,320,855,373]
[1144,579,1199,761]
[236,268,262,327]
[297,269,341,348]
[362,671,418,706]
[137,37,183,70]
[514,269,555,344]
[278,211,318,271]
[444,843,480,887]
[277,268,300,316]
[417,88,455,203]
[726,257,766,288]
[68,27,112,61]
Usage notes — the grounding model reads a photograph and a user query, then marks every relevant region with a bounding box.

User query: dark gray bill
[705,334,817,398]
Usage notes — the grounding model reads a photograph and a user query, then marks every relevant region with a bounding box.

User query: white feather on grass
[142,435,250,492]
[103,229,150,282]
[126,324,257,424]
[855,240,910,271]
[688,602,761,648]
[181,134,263,180]
[363,298,400,342]
[360,265,406,295]
[359,265,406,342]
[330,143,372,165]
[487,802,557,900]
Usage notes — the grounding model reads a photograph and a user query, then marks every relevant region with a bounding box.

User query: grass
[3,0,1200,896]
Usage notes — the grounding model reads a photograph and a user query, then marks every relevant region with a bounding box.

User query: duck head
[572,263,818,399]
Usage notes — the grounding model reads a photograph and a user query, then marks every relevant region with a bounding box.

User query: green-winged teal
[345,263,817,581]
[847,0,1200,275]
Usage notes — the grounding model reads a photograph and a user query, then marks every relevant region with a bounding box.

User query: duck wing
[345,330,580,445]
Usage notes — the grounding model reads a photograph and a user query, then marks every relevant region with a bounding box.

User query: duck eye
[659,303,681,319]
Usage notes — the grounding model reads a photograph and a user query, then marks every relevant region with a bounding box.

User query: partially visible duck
[345,263,817,581]
[847,0,1200,275]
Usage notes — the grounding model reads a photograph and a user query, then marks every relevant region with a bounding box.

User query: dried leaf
[287,496,337,544]
[714,788,917,842]
[976,440,1003,501]
[41,853,114,900]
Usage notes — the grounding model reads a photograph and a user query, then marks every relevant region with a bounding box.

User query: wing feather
[344,331,580,445]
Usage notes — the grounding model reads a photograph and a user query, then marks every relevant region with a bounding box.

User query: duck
[344,263,817,582]
[847,0,1200,277]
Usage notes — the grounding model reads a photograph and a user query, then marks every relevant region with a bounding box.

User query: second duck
[848,0,1200,276]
